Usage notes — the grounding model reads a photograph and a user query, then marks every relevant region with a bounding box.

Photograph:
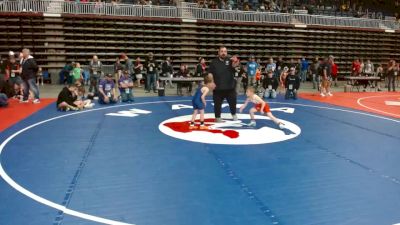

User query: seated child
[56,84,80,111]
[57,84,93,111]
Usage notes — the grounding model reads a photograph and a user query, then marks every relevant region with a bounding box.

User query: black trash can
[158,88,165,97]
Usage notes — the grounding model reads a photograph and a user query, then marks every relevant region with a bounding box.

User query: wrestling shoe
[215,118,223,123]
[199,125,208,130]
[85,103,95,109]
[247,121,256,127]
[278,122,285,129]
[232,114,238,121]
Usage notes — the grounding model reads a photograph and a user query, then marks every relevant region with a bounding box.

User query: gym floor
[0,83,399,225]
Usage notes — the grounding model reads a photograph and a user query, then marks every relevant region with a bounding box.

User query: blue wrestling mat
[0,96,399,225]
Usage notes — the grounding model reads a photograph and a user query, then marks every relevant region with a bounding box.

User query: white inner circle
[159,113,301,145]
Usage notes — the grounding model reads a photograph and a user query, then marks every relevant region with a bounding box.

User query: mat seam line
[52,116,105,225]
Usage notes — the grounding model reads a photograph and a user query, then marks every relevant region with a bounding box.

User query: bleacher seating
[0,5,398,79]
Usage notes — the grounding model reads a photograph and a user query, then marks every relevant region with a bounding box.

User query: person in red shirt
[352,59,361,76]
[331,57,338,87]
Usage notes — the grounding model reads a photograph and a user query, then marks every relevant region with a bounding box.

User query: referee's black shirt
[208,57,236,91]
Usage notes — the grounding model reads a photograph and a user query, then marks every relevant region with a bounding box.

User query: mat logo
[106,108,151,117]
[385,99,400,106]
[159,113,301,145]
[172,104,295,114]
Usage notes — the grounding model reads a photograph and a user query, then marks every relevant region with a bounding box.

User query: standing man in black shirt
[145,52,158,93]
[208,46,240,122]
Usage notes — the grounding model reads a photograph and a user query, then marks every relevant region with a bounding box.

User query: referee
[208,46,240,122]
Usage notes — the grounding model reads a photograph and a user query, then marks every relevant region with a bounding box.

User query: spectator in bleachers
[145,52,158,93]
[134,57,143,88]
[311,57,320,90]
[111,0,121,5]
[220,0,227,9]
[89,55,103,96]
[99,73,118,104]
[245,55,258,87]
[20,49,40,104]
[200,0,208,8]
[162,56,174,88]
[259,3,266,11]
[196,57,207,77]
[119,70,134,102]
[227,0,234,10]
[300,57,309,83]
[387,59,397,92]
[94,0,105,13]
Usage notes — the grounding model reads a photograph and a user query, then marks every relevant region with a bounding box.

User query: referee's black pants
[213,89,237,119]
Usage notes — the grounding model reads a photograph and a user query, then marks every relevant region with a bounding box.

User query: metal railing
[0,0,398,30]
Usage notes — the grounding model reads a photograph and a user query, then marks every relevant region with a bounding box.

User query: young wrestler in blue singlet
[189,75,216,130]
